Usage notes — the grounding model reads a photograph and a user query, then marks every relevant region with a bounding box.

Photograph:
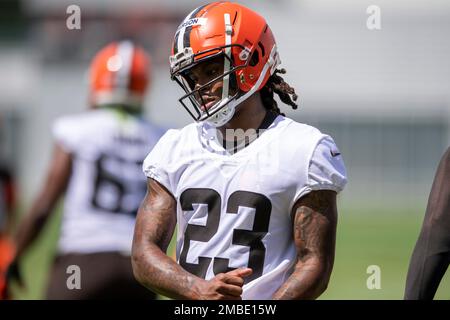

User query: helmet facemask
[170,44,250,127]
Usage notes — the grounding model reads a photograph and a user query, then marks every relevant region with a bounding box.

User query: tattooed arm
[131,178,250,300]
[272,190,338,300]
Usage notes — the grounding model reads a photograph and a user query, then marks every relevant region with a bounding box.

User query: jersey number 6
[91,154,146,216]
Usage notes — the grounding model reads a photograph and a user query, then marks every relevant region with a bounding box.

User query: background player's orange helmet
[169,1,281,127]
[89,40,151,112]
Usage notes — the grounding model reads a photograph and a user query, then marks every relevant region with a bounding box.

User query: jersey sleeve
[290,136,348,211]
[51,116,83,153]
[142,129,178,196]
[307,136,347,192]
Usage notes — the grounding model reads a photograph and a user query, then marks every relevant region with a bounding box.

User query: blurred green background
[11,202,450,300]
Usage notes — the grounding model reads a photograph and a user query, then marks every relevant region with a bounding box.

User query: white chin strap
[206,101,236,127]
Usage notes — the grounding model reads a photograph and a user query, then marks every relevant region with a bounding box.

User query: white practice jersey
[143,115,347,299]
[53,109,163,255]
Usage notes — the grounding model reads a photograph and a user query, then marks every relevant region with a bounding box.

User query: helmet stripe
[183,26,192,49]
[173,31,180,55]
[177,3,209,52]
[115,40,134,90]
[189,3,209,20]
[222,13,232,100]
[176,29,184,54]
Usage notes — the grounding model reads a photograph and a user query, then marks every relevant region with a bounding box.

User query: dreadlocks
[260,68,298,116]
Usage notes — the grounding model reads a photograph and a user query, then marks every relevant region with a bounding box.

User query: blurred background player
[405,147,450,299]
[6,40,162,299]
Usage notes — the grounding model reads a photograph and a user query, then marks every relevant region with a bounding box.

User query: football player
[7,41,162,299]
[132,2,347,300]
[405,147,450,299]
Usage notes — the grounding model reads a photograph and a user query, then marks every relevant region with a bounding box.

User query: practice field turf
[10,205,450,300]
[320,208,450,300]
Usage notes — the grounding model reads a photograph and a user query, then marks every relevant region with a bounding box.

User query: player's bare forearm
[273,190,337,300]
[14,197,58,259]
[132,178,204,300]
[14,144,71,260]
[404,147,450,299]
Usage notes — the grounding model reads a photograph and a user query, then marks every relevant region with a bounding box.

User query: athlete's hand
[193,268,252,300]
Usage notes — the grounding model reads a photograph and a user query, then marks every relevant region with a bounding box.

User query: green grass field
[320,209,450,300]
[11,205,450,300]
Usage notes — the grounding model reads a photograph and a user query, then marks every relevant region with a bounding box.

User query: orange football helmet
[169,1,281,127]
[89,40,151,111]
